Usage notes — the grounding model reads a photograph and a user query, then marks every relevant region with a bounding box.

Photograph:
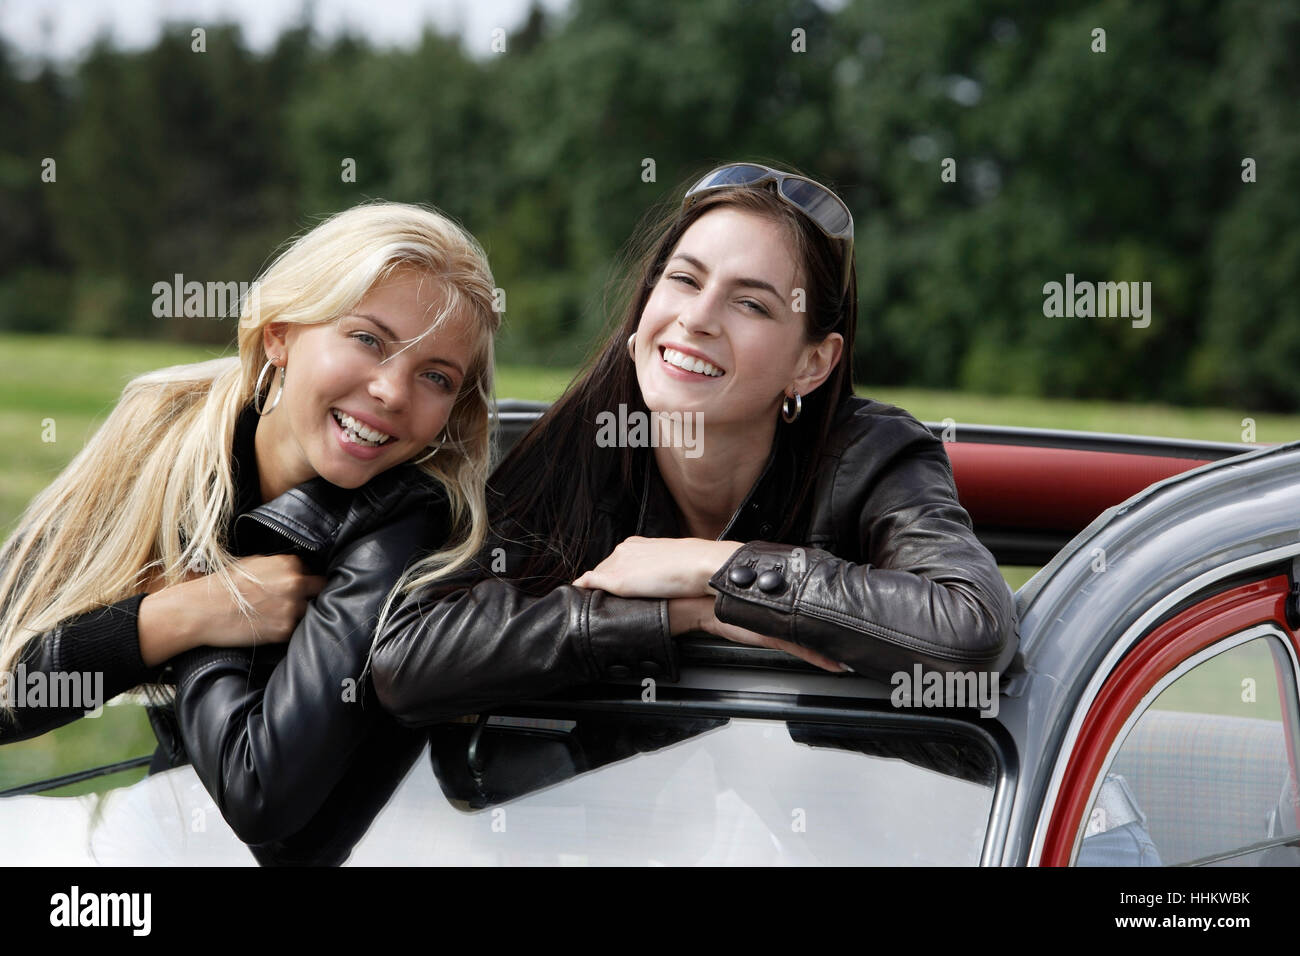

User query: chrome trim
[668,666,890,699]
[1062,623,1299,864]
[1027,544,1300,864]
[979,739,1018,867]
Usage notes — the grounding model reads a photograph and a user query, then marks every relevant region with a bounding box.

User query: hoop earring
[255,360,284,416]
[781,391,802,424]
[627,333,636,361]
[410,431,446,466]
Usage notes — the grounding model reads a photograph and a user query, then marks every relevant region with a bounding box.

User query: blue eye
[352,331,382,349]
[424,370,453,389]
[740,298,770,316]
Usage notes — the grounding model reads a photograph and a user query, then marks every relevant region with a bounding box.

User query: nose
[368,359,410,413]
[676,283,723,337]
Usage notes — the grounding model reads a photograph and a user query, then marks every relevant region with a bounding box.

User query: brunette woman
[370,164,1016,724]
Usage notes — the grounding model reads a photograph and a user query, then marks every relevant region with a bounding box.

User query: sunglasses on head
[682,163,855,298]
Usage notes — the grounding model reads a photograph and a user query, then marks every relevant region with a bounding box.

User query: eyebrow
[668,254,785,300]
[350,312,466,376]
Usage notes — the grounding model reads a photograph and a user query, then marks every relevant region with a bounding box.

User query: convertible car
[4,401,1298,866]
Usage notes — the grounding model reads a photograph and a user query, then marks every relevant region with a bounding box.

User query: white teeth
[662,347,723,377]
[332,409,391,446]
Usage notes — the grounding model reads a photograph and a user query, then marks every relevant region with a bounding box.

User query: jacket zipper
[236,512,328,553]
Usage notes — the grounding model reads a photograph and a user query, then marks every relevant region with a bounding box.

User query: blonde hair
[0,201,500,693]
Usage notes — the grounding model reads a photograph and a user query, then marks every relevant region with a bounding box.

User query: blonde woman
[0,201,499,864]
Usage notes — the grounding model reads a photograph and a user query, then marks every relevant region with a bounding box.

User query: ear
[791,332,844,398]
[262,322,289,367]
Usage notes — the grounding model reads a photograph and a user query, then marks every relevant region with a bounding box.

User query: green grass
[856,387,1300,445]
[2,331,1298,793]
[0,335,572,532]
[2,700,156,794]
[1150,637,1285,723]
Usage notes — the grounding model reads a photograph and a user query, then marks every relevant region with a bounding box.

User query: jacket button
[759,523,774,537]
[757,569,786,593]
[607,664,631,678]
[728,566,757,587]
[639,660,661,676]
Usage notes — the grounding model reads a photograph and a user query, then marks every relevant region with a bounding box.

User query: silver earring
[781,391,802,423]
[627,333,636,361]
[410,431,445,466]
[255,359,284,416]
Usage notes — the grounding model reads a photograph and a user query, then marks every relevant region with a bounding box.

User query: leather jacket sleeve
[249,714,426,866]
[170,481,445,848]
[708,423,1017,681]
[0,593,152,744]
[370,542,678,727]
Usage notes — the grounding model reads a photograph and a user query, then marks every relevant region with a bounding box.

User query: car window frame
[1065,621,1300,866]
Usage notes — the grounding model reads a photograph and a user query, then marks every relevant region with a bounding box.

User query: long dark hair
[492,165,858,593]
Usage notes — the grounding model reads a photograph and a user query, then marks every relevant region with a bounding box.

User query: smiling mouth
[331,408,394,447]
[660,346,725,377]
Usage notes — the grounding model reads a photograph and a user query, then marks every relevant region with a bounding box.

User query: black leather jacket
[167,464,445,865]
[2,406,445,865]
[371,396,1018,725]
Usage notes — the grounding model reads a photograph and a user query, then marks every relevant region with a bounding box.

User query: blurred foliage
[1,0,1298,406]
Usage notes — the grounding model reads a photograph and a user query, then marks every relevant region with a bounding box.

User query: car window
[2,707,1000,865]
[361,710,1001,865]
[1076,630,1300,866]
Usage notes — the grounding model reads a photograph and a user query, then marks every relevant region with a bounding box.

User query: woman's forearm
[709,539,1015,678]
[137,555,322,667]
[372,576,677,726]
[136,589,201,667]
[708,443,1017,679]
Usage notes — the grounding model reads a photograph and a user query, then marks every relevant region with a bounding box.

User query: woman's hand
[137,554,325,667]
[573,536,742,598]
[667,596,848,673]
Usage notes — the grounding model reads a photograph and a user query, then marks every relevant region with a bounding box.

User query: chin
[640,385,698,415]
[315,456,379,490]
[651,396,716,419]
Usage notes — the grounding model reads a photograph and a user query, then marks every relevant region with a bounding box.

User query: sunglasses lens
[688,164,772,194]
[780,178,853,238]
